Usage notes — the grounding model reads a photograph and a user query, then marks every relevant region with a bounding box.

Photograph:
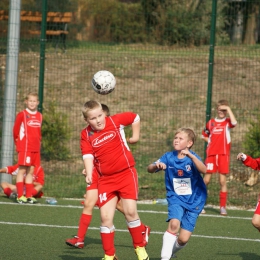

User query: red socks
[3,187,12,197]
[16,182,24,198]
[77,214,92,242]
[100,230,115,256]
[220,191,227,207]
[25,183,34,198]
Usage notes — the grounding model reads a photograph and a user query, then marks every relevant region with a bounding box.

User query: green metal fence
[0,0,260,207]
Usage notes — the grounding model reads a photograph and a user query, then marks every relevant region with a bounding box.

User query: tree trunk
[243,3,259,44]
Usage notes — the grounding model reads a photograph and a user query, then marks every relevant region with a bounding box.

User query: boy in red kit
[66,104,150,250]
[81,100,149,260]
[13,92,42,204]
[0,164,44,199]
[237,152,260,231]
[201,100,237,215]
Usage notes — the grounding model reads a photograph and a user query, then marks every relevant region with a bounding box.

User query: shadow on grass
[218,252,260,260]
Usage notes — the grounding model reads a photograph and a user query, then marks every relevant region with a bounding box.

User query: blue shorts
[167,204,200,232]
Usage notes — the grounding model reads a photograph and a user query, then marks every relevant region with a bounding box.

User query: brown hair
[26,92,39,100]
[82,100,102,119]
[101,103,110,116]
[174,127,196,149]
[217,99,228,108]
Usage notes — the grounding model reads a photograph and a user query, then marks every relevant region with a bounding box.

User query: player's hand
[237,153,246,161]
[181,148,191,157]
[85,174,92,185]
[82,169,87,176]
[155,162,166,170]
[127,137,137,144]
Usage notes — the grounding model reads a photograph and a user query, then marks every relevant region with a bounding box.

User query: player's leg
[171,210,199,258]
[1,182,17,198]
[66,188,98,248]
[116,199,151,247]
[100,196,118,258]
[16,164,27,203]
[32,184,43,198]
[218,154,229,215]
[161,204,182,260]
[252,194,260,231]
[25,165,36,203]
[66,169,99,249]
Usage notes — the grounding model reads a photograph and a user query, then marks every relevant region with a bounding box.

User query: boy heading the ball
[80,100,149,260]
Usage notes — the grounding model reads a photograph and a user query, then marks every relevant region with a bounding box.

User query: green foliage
[243,116,260,158]
[41,101,71,161]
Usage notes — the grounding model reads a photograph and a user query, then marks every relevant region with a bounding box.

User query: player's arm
[0,167,8,173]
[128,114,140,144]
[237,153,260,170]
[182,149,207,174]
[147,162,166,173]
[219,105,237,125]
[201,121,210,143]
[13,112,23,142]
[83,156,94,184]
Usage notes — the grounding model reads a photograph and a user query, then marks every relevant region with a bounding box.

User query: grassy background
[0,195,260,260]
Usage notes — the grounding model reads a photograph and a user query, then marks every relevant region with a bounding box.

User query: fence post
[0,0,21,185]
[204,0,217,159]
[38,0,48,113]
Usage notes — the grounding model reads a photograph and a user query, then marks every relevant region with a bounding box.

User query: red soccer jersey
[202,117,236,156]
[13,109,42,152]
[81,112,139,176]
[6,164,45,185]
[243,156,260,171]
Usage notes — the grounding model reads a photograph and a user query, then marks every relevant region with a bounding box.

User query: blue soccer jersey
[156,150,207,213]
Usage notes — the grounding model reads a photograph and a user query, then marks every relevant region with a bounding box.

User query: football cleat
[27,197,37,204]
[66,236,84,249]
[220,207,227,216]
[135,246,149,260]
[142,225,151,247]
[17,195,27,204]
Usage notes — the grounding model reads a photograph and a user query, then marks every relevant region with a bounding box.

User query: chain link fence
[0,1,260,207]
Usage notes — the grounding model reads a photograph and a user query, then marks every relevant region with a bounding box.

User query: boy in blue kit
[147,127,207,260]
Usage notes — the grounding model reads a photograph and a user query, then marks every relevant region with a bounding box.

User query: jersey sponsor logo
[27,120,41,127]
[92,131,116,147]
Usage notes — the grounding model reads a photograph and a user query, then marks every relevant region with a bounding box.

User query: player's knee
[252,218,260,230]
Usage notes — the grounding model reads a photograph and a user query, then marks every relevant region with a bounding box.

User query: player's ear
[187,140,193,149]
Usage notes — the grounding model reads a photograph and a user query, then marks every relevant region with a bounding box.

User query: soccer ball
[91,70,116,95]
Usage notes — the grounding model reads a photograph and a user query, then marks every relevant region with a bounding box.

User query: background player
[0,164,44,199]
[13,92,42,204]
[147,127,207,260]
[201,99,237,215]
[237,152,260,232]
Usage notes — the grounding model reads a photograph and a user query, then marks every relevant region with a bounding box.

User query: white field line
[0,201,253,220]
[0,201,258,243]
[0,221,259,243]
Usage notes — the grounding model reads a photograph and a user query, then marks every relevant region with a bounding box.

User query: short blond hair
[26,92,39,100]
[82,100,102,119]
[217,99,228,108]
[174,127,196,148]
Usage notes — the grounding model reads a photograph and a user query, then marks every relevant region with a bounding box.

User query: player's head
[82,100,106,131]
[216,99,228,118]
[174,127,196,150]
[101,103,110,116]
[25,92,39,111]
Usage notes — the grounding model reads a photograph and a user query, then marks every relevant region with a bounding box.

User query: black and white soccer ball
[91,70,116,95]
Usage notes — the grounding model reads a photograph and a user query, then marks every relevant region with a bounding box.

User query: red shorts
[205,154,230,174]
[255,197,260,215]
[98,167,139,208]
[86,168,99,191]
[18,152,40,166]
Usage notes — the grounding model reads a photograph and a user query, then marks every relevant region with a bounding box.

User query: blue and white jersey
[156,150,207,212]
